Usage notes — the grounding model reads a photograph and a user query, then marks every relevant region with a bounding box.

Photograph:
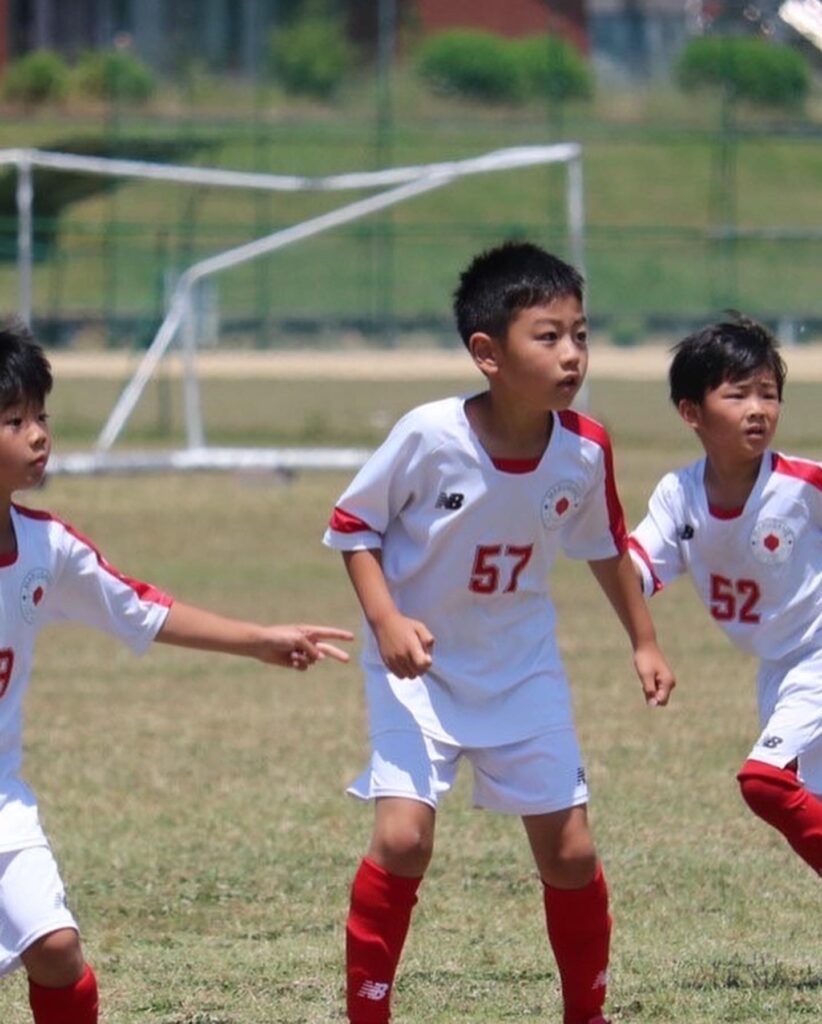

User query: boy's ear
[677,398,702,429]
[468,332,500,377]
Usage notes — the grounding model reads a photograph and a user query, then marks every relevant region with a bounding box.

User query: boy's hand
[374,612,435,679]
[255,624,354,671]
[633,642,676,707]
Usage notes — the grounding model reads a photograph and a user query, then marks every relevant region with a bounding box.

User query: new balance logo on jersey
[357,980,390,1001]
[761,735,783,749]
[679,524,694,540]
[435,491,464,511]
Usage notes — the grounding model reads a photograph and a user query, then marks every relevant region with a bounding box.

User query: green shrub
[3,50,69,105]
[267,18,354,99]
[516,35,593,103]
[75,49,155,104]
[416,30,526,104]
[676,36,809,108]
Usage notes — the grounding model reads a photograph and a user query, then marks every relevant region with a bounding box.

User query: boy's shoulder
[771,451,822,493]
[397,395,465,428]
[387,395,470,447]
[555,409,611,448]
[649,459,705,506]
[11,502,89,551]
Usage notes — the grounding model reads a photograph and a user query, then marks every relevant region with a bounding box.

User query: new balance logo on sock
[592,968,609,990]
[357,980,390,1001]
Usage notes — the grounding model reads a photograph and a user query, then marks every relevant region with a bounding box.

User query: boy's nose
[28,422,48,447]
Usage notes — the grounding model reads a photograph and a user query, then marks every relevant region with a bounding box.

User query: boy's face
[470,296,588,412]
[678,368,780,463]
[0,400,51,495]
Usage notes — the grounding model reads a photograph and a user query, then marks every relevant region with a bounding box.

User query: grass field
[0,373,819,1023]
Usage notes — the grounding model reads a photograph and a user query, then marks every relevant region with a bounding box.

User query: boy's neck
[703,453,763,510]
[0,502,15,558]
[466,391,553,459]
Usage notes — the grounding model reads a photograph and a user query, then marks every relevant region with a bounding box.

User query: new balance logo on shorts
[435,491,464,510]
[357,980,390,1001]
[577,767,587,785]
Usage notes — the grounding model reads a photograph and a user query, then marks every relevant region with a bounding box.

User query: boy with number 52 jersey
[630,316,822,877]
[0,320,352,1024]
[324,242,675,1024]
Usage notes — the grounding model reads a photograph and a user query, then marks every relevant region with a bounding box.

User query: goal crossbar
[2,144,585,475]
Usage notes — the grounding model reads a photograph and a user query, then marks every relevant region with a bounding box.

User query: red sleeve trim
[558,410,628,552]
[627,536,664,595]
[772,452,822,492]
[328,505,377,534]
[14,504,173,607]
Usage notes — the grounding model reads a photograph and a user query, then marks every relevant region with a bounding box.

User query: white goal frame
[2,145,585,475]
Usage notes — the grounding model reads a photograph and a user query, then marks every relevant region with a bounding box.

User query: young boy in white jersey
[324,241,676,1024]
[0,320,353,1024]
[630,315,822,877]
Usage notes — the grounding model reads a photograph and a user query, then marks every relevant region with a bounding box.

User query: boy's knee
[371,822,433,875]
[541,849,598,890]
[22,928,85,987]
[737,759,801,823]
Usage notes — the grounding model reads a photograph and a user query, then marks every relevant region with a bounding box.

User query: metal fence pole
[16,156,33,326]
[181,282,206,449]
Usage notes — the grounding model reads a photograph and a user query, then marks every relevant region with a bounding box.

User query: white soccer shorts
[0,845,79,977]
[348,727,589,815]
[753,645,822,795]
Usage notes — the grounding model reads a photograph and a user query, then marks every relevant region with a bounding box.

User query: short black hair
[669,314,786,406]
[0,319,53,411]
[453,240,584,348]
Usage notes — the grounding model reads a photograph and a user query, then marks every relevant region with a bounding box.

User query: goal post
[3,145,585,475]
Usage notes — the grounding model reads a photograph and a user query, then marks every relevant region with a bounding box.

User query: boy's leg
[524,807,611,1024]
[0,845,97,1024]
[347,797,435,1024]
[744,654,822,875]
[23,931,98,1024]
[737,759,822,875]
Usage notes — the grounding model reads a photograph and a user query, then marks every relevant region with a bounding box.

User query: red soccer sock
[737,759,822,875]
[346,856,422,1024]
[29,963,98,1024]
[543,864,611,1024]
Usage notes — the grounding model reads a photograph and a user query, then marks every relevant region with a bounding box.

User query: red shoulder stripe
[13,504,172,606]
[558,410,628,552]
[772,452,822,492]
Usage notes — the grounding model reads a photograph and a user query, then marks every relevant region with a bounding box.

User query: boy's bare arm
[343,549,434,679]
[155,601,353,671]
[587,551,676,707]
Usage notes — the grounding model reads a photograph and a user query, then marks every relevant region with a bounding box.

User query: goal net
[3,144,584,475]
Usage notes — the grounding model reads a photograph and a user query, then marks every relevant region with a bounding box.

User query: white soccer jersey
[630,452,822,660]
[324,396,627,746]
[0,504,172,852]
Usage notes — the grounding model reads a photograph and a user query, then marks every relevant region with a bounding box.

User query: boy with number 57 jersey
[324,242,675,1024]
[0,320,353,1024]
[630,316,822,877]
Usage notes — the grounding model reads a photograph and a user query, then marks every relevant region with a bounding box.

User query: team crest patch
[750,518,794,565]
[20,568,52,624]
[541,481,582,530]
